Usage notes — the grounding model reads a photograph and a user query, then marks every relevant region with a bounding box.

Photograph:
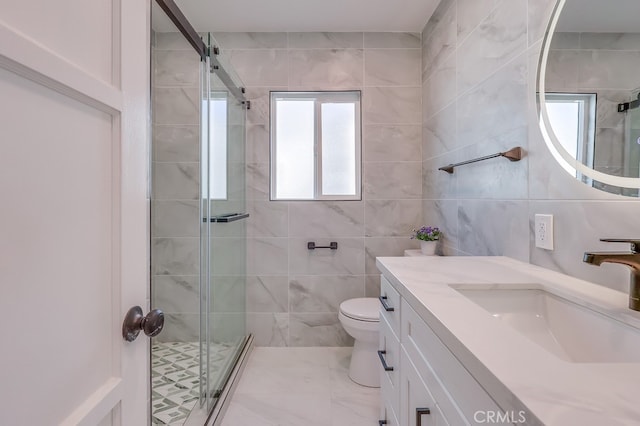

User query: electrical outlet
[535,214,554,250]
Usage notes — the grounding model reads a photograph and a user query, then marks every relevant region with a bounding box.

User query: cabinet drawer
[380,275,401,336]
[401,348,450,426]
[402,299,503,425]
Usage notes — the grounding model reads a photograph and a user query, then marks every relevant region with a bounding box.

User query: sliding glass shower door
[200,33,249,412]
[151,17,248,424]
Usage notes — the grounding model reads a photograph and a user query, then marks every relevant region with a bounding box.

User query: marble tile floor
[221,347,380,426]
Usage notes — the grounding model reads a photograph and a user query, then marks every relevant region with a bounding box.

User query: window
[544,93,596,177]
[270,91,362,200]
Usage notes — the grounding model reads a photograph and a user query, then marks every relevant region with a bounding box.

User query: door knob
[122,306,164,342]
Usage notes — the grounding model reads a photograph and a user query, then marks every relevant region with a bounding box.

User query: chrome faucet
[583,239,640,311]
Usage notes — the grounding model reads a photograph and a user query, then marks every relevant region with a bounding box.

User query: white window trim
[269,91,362,201]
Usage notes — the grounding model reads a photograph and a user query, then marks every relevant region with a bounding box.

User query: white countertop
[376,256,640,426]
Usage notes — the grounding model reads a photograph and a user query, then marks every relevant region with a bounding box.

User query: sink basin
[452,286,640,363]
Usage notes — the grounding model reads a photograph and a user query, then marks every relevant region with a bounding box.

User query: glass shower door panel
[206,70,247,409]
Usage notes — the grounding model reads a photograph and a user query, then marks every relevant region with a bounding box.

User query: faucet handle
[600,239,640,253]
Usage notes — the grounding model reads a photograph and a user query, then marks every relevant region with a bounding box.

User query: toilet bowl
[338,297,380,387]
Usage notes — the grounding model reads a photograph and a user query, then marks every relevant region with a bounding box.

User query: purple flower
[411,226,442,241]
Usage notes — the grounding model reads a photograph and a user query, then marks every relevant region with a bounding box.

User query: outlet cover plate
[535,214,554,250]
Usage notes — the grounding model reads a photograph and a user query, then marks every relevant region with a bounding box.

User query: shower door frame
[154,0,247,104]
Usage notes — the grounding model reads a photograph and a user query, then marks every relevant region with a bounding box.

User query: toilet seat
[339,298,379,322]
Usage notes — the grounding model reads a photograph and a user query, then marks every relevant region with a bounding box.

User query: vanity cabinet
[379,275,509,426]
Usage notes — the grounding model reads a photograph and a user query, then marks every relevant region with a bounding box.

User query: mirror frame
[537,0,640,192]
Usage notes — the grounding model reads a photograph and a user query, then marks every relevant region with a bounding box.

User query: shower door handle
[122,306,165,342]
[206,213,250,223]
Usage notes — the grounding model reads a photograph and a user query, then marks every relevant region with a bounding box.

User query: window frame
[269,90,362,201]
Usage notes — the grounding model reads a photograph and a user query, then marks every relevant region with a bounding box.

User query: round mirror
[538,0,640,196]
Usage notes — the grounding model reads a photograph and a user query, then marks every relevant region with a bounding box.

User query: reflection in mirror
[538,0,640,196]
[544,92,596,178]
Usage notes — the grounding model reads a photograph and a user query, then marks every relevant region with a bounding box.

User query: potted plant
[411,226,442,255]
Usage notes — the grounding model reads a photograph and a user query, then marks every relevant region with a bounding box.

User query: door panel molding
[61,378,123,426]
[0,19,122,113]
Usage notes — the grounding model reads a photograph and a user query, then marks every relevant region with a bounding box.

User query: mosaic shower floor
[152,342,201,425]
[151,341,238,425]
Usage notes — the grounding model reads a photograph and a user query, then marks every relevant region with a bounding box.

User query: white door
[0,0,150,424]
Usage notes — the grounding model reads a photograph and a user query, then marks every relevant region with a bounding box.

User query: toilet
[338,297,380,387]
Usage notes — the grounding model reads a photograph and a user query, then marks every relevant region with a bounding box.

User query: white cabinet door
[400,349,449,426]
[0,0,150,424]
[380,315,401,416]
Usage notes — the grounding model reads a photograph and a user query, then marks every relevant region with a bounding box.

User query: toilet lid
[340,298,380,322]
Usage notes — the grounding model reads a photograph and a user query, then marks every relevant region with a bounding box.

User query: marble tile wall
[152,5,640,347]
[212,32,423,346]
[421,0,640,292]
[152,33,202,342]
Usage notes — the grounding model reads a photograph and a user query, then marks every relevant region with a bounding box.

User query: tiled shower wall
[151,32,202,342]
[421,0,640,293]
[214,32,423,346]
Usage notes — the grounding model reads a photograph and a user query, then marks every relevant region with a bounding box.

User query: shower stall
[151,2,251,424]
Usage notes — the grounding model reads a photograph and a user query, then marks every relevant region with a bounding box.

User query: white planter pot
[420,240,438,255]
